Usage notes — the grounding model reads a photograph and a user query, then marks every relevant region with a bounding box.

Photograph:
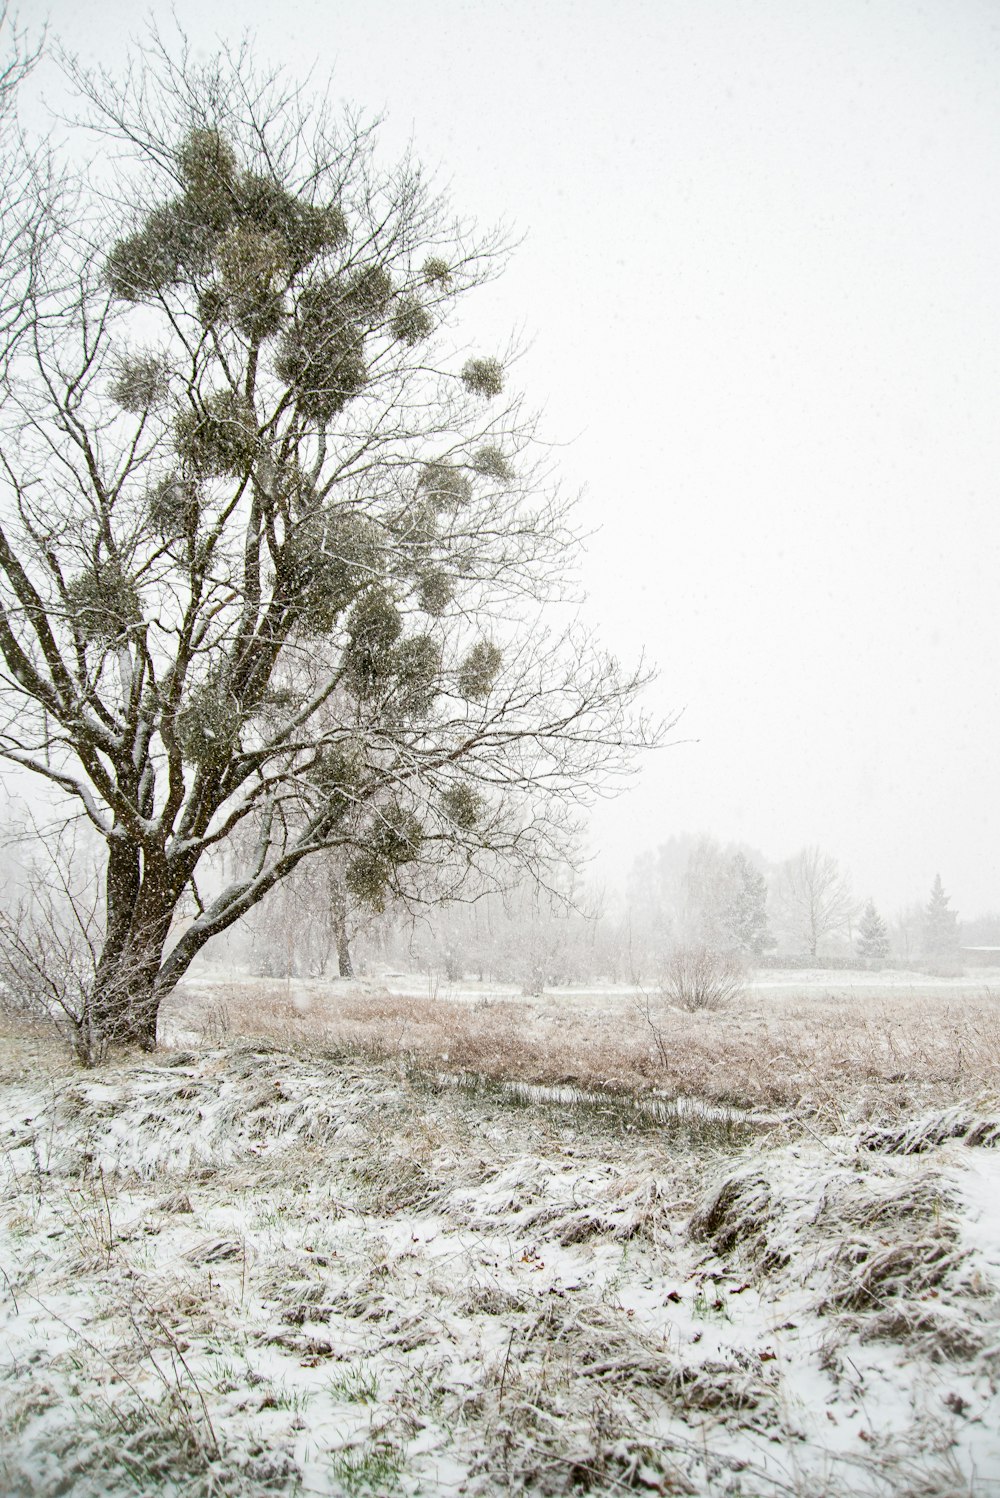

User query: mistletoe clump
[195,281,227,327]
[422,256,451,286]
[344,592,444,711]
[149,476,200,539]
[107,126,344,321]
[214,225,289,340]
[110,353,169,414]
[458,639,503,701]
[275,279,367,422]
[346,265,393,321]
[418,461,472,511]
[345,802,424,911]
[175,390,258,477]
[108,130,235,295]
[311,740,366,812]
[235,171,345,272]
[175,126,239,225]
[175,677,242,763]
[344,851,390,910]
[283,510,380,633]
[344,589,403,697]
[440,782,484,831]
[472,445,512,482]
[106,203,214,300]
[372,803,423,863]
[65,563,141,644]
[391,293,433,345]
[461,357,504,398]
[392,634,441,716]
[416,565,452,616]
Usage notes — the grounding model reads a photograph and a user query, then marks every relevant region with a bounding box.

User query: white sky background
[31,0,1000,917]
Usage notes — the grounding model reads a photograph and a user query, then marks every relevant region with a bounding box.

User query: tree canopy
[0,29,658,1058]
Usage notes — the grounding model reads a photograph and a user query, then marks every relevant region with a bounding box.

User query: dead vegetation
[860,1108,1000,1155]
[0,1007,78,1085]
[657,945,746,1011]
[160,975,1000,1129]
[689,1169,781,1265]
[685,1108,1000,1385]
[2,986,1000,1495]
[1,1042,999,1498]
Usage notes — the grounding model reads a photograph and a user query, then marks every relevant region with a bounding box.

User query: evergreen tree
[856,898,890,963]
[922,875,960,966]
[725,852,774,956]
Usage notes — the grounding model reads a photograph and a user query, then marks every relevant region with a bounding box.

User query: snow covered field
[2,978,999,1496]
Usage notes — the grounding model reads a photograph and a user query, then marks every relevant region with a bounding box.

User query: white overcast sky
[32,0,1000,916]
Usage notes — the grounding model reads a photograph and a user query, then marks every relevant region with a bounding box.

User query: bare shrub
[0,828,170,1065]
[659,946,745,1011]
[0,838,105,1063]
[0,856,140,1066]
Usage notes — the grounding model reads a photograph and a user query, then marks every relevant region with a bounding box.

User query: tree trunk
[331,881,354,979]
[86,852,177,1059]
[87,954,161,1057]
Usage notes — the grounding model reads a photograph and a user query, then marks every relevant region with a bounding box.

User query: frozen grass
[2,980,1000,1495]
[0,1043,999,1493]
[162,973,1000,1129]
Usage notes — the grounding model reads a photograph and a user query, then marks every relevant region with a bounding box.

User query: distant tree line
[220,828,971,986]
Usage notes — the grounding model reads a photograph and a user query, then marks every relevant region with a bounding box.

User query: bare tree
[244,854,364,979]
[776,846,854,959]
[625,834,728,959]
[891,902,924,966]
[0,9,52,373]
[625,834,772,972]
[387,866,604,992]
[0,33,660,1058]
[0,824,107,1049]
[678,836,736,948]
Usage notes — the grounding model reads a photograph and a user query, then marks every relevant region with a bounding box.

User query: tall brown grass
[157,979,1000,1128]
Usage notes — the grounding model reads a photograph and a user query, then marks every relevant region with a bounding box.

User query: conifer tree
[725,852,774,956]
[856,898,890,963]
[922,875,960,967]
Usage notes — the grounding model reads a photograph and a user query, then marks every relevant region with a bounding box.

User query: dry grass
[160,976,1000,1130]
[4,1041,998,1497]
[0,1009,79,1085]
[4,1021,1000,1496]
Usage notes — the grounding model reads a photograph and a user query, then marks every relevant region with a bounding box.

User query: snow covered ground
[186,965,1000,1009]
[2,981,999,1495]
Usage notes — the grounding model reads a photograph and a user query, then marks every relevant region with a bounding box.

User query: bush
[659,946,745,1012]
